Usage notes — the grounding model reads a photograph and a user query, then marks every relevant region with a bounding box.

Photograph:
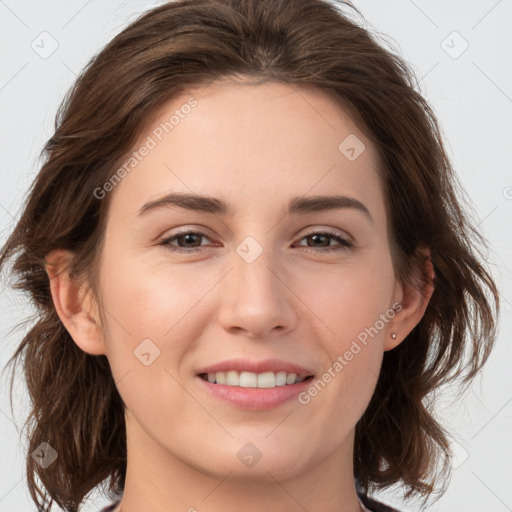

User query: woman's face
[89,78,406,481]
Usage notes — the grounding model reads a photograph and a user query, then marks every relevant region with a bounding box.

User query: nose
[216,243,298,339]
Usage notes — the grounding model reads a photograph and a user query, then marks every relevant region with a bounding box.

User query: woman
[0,1,499,511]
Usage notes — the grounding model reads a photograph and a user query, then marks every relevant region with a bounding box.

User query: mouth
[197,371,315,388]
[196,371,316,410]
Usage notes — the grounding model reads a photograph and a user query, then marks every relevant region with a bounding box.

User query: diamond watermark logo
[31,442,58,468]
[237,442,263,468]
[134,338,161,366]
[441,31,469,59]
[31,31,59,59]
[236,236,263,264]
[338,134,366,161]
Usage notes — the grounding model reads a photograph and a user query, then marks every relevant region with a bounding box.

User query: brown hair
[0,0,500,510]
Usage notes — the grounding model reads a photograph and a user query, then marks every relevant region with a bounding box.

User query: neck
[116,410,364,512]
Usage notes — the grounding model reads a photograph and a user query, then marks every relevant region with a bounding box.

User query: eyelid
[300,225,353,242]
[156,224,215,242]
[159,224,352,240]
[158,225,355,254]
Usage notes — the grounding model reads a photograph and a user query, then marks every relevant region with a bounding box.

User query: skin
[46,77,434,512]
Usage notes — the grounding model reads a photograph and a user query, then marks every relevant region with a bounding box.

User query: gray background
[0,1,511,511]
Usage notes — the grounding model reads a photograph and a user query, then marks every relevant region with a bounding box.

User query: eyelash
[158,230,353,254]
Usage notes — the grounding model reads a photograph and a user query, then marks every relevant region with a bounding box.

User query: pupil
[181,233,199,247]
[310,234,327,247]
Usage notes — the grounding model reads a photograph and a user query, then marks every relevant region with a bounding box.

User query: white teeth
[204,370,308,388]
[286,373,297,385]
[226,370,238,386]
[257,371,275,388]
[275,371,287,386]
[239,371,257,387]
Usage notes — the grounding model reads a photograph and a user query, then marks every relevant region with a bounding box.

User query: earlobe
[384,247,435,351]
[45,249,106,356]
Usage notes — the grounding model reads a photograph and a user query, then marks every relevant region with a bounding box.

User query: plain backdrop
[0,1,511,511]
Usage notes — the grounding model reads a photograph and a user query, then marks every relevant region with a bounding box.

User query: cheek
[97,257,198,415]
[101,252,207,335]
[295,249,394,408]
[296,250,395,342]
[98,252,218,390]
[300,259,391,426]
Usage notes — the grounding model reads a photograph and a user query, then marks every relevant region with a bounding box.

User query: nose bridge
[232,234,281,303]
[217,233,296,336]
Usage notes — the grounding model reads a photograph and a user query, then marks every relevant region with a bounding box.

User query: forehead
[107,78,386,228]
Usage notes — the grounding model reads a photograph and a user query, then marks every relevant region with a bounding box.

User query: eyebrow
[137,192,373,223]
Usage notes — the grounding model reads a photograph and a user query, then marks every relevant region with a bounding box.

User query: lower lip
[196,375,315,410]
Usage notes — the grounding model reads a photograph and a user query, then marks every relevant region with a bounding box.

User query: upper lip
[196,358,315,377]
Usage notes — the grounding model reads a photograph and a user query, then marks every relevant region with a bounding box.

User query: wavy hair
[0,0,499,510]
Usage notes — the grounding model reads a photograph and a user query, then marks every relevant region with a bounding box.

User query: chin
[185,440,309,482]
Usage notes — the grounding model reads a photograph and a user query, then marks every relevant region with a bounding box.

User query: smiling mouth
[198,371,315,388]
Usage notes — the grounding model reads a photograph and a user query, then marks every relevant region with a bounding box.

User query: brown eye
[159,229,353,254]
[159,231,211,253]
[294,231,353,253]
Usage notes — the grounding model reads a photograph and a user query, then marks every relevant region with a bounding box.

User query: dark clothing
[99,491,400,511]
[100,502,119,512]
[359,491,401,511]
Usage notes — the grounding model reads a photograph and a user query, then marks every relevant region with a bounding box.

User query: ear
[384,246,435,351]
[45,249,107,356]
